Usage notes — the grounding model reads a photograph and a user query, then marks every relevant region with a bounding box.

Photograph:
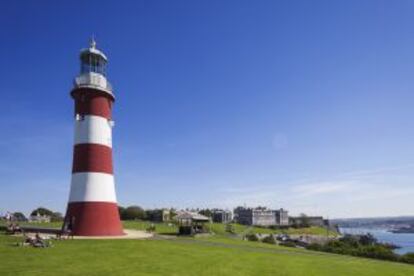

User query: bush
[359,245,398,261]
[400,253,414,264]
[225,224,235,233]
[306,234,401,263]
[121,206,146,220]
[118,206,126,217]
[146,224,156,233]
[280,241,296,247]
[262,235,276,244]
[306,243,323,251]
[245,233,259,242]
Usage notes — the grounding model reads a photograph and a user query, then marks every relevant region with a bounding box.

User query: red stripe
[72,88,113,119]
[65,202,124,236]
[72,144,113,174]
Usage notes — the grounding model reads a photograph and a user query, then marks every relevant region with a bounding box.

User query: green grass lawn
[1,220,336,237]
[122,220,178,234]
[0,220,178,235]
[1,232,413,275]
[208,222,338,236]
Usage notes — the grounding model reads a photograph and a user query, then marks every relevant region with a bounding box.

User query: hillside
[1,223,414,275]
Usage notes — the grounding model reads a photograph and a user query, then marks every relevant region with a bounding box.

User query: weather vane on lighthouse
[63,39,124,236]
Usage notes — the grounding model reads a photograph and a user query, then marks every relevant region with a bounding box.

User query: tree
[118,206,126,218]
[359,233,377,246]
[30,207,63,222]
[169,208,177,220]
[199,209,212,218]
[13,212,27,221]
[30,207,54,217]
[121,206,146,220]
[51,212,63,222]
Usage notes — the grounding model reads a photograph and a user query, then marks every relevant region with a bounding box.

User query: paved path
[74,229,153,239]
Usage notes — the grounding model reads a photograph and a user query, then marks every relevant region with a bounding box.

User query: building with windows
[275,208,289,225]
[290,216,326,227]
[233,207,289,226]
[233,206,253,225]
[211,209,232,223]
[146,209,171,222]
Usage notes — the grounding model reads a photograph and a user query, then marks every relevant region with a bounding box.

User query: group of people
[4,222,52,248]
[6,222,22,235]
[21,232,51,248]
[3,216,75,248]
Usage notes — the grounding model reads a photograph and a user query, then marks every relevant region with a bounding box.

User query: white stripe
[69,172,117,203]
[74,115,112,147]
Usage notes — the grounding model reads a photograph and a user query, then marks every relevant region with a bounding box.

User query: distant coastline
[389,226,414,234]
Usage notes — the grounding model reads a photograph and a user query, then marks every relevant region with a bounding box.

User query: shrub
[359,233,377,246]
[245,233,259,242]
[306,234,401,263]
[358,245,398,261]
[306,243,323,251]
[146,225,156,233]
[262,235,276,244]
[225,224,235,234]
[280,241,296,247]
[400,253,414,264]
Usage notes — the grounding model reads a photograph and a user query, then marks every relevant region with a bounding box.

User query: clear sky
[1,0,414,218]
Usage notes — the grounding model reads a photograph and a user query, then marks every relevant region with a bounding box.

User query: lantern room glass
[80,53,107,76]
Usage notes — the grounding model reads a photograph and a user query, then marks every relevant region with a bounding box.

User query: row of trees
[4,206,176,222]
[118,206,176,221]
[1,208,63,222]
[30,207,63,222]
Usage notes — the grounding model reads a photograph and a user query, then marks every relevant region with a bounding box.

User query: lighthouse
[64,39,124,236]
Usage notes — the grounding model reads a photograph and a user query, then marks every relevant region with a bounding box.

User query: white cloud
[205,163,414,218]
[291,181,355,198]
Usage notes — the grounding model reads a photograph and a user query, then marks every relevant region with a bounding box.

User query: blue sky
[1,0,414,218]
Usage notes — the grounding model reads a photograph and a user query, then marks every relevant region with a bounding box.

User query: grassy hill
[1,232,414,275]
[1,220,337,236]
[1,221,413,275]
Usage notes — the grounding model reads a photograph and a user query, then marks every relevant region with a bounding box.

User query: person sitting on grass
[25,234,34,244]
[32,232,50,248]
[18,233,35,247]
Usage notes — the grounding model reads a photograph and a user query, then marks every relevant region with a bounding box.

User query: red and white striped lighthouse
[64,39,124,236]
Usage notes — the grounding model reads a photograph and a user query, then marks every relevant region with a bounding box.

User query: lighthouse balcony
[73,72,114,97]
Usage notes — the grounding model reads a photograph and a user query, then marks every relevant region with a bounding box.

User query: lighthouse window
[80,54,107,76]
